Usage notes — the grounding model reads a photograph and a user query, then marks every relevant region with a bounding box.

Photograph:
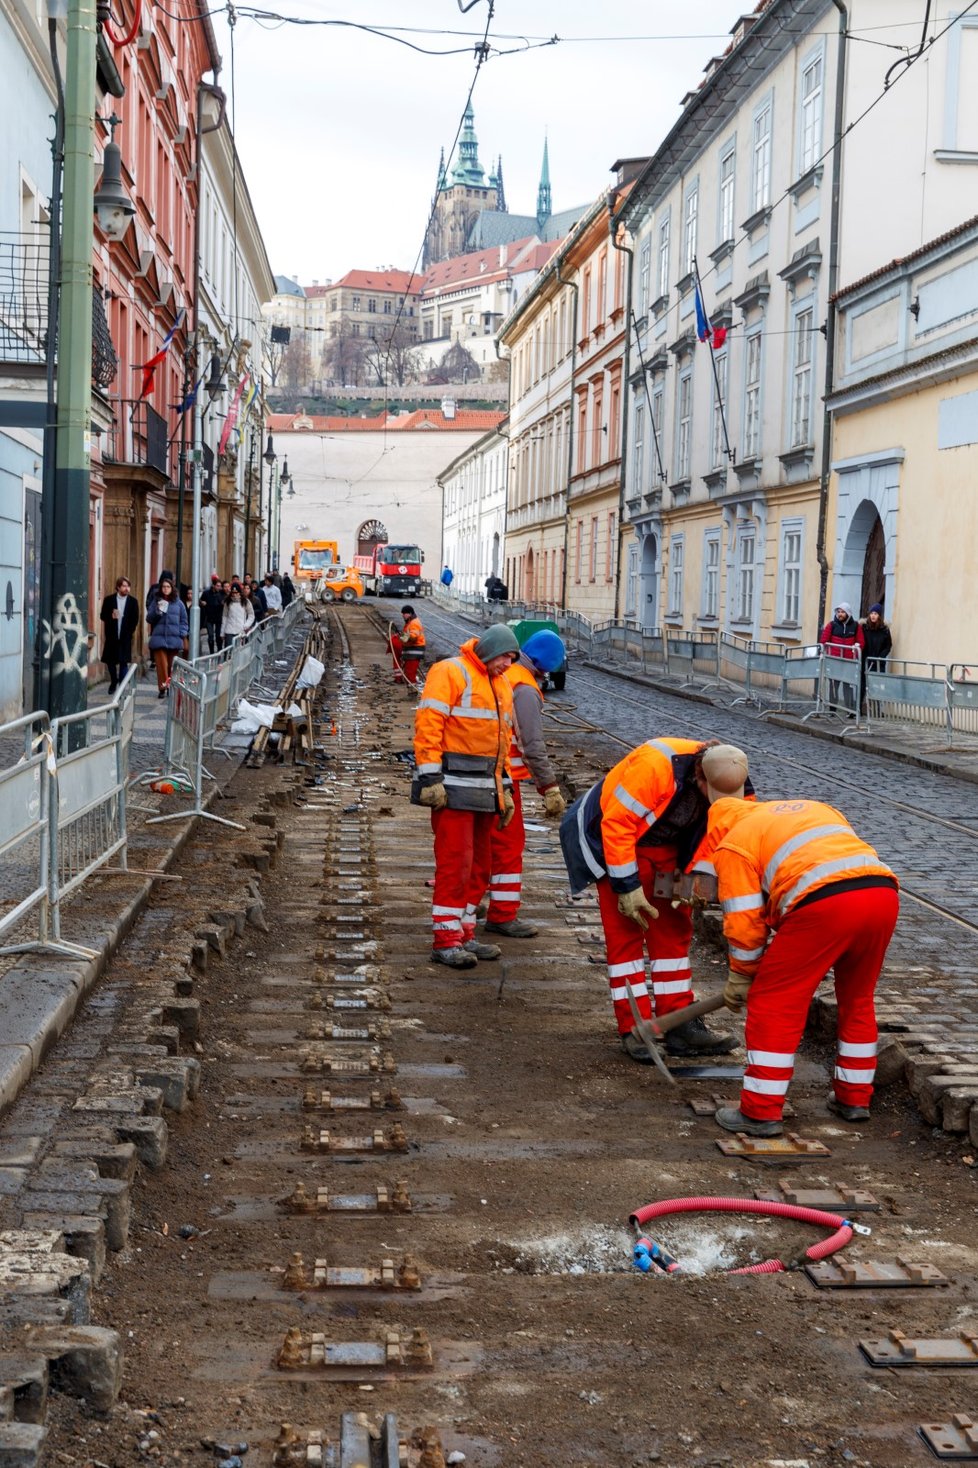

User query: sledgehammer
[623,985,729,1086]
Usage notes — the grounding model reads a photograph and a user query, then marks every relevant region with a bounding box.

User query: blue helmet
[522,629,566,674]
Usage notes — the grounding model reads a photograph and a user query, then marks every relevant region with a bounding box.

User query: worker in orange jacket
[391,604,425,685]
[481,629,567,939]
[413,624,519,969]
[560,740,750,1061]
[705,796,899,1136]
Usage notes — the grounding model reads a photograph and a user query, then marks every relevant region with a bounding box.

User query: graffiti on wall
[40,593,88,680]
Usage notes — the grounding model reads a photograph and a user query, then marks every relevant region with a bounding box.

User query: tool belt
[411,751,502,812]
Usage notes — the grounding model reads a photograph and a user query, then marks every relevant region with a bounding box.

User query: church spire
[495,154,506,213]
[536,135,552,233]
[449,101,486,187]
[435,146,446,194]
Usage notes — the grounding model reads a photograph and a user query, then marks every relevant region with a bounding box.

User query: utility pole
[39,0,97,722]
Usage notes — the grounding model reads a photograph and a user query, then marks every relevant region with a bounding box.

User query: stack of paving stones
[0,787,291,1466]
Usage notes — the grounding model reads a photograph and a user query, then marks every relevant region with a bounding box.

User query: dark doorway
[860,514,885,615]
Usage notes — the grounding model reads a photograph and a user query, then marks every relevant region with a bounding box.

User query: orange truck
[293,540,340,585]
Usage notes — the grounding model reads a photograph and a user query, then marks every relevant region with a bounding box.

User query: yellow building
[827,218,978,667]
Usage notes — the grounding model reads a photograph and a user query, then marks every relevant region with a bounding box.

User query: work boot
[715,1106,783,1138]
[463,939,501,961]
[620,1030,657,1064]
[827,1095,871,1123]
[665,1014,738,1056]
[429,946,478,970]
[475,900,489,919]
[484,917,538,938]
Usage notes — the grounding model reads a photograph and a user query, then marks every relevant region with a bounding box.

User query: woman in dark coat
[861,603,892,712]
[146,572,189,698]
[99,575,139,694]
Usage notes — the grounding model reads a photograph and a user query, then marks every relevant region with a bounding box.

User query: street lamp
[204,352,226,401]
[93,115,135,241]
[263,433,276,574]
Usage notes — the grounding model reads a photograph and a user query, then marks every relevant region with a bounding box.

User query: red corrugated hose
[629,1195,861,1276]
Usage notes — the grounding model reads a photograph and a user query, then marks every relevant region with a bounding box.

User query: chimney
[441,396,457,421]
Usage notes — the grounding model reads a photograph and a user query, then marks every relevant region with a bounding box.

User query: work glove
[723,968,753,1011]
[498,791,516,830]
[541,785,566,818]
[617,887,660,931]
[418,782,448,810]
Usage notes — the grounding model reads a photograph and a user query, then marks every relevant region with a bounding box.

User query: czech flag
[137,309,186,400]
[694,279,726,350]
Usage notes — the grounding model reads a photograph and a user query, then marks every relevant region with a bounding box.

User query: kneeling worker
[482,630,567,938]
[413,624,519,969]
[561,740,750,1060]
[705,795,899,1137]
[391,604,425,686]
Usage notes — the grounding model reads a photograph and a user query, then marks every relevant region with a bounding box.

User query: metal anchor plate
[754,1183,879,1212]
[283,1182,412,1215]
[276,1328,433,1372]
[300,1126,409,1154]
[860,1330,978,1367]
[300,1051,398,1075]
[806,1257,949,1289]
[918,1415,978,1460]
[302,1088,403,1113]
[282,1253,421,1291]
[271,1412,438,1467]
[716,1132,831,1158]
[304,1022,390,1042]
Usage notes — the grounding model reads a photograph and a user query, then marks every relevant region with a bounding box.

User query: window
[383,300,392,314]
[657,215,670,301]
[736,527,755,623]
[719,147,736,242]
[677,370,692,479]
[367,298,377,313]
[712,352,728,470]
[597,250,607,323]
[799,54,823,173]
[639,239,651,314]
[743,333,762,459]
[625,542,639,618]
[682,183,698,276]
[752,100,772,213]
[577,395,588,472]
[589,516,599,581]
[582,266,591,334]
[669,536,685,614]
[351,295,361,310]
[606,511,616,582]
[633,399,645,494]
[791,307,814,447]
[781,522,803,624]
[575,520,583,582]
[591,383,604,467]
[703,531,720,619]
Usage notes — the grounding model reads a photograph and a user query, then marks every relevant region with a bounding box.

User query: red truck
[352,543,425,597]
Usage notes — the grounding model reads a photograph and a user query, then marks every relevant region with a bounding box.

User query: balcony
[0,232,117,387]
[103,399,170,479]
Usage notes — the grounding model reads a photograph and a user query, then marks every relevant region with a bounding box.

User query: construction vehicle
[353,543,425,597]
[318,565,364,603]
[293,540,340,586]
[509,617,568,690]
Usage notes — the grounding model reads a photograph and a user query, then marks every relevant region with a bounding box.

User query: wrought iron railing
[0,230,117,388]
[103,399,170,477]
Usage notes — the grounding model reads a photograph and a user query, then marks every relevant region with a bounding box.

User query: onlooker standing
[221,584,255,646]
[99,575,139,694]
[861,603,892,714]
[263,574,283,613]
[146,573,189,698]
[199,574,225,654]
[281,573,295,608]
[818,601,864,715]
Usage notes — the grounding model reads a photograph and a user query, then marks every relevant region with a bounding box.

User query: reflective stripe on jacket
[711,798,897,977]
[414,638,513,806]
[401,616,425,650]
[506,659,543,783]
[559,737,705,895]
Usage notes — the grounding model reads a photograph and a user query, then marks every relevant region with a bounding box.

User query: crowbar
[622,988,730,1085]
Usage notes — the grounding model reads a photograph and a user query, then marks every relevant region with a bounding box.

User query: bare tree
[280,332,312,392]
[324,323,369,388]
[437,339,481,385]
[265,336,286,388]
[363,319,423,388]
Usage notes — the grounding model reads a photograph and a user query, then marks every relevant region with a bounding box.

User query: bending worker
[561,740,750,1060]
[481,630,568,939]
[391,604,425,686]
[413,624,520,969]
[706,795,899,1137]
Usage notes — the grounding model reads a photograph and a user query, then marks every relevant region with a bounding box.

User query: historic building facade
[438,423,508,596]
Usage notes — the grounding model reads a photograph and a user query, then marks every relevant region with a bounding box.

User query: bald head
[700,744,749,803]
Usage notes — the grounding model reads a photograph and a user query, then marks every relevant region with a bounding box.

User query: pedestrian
[391,604,426,686]
[248,579,267,624]
[99,575,139,694]
[281,573,295,608]
[440,565,454,588]
[860,603,892,713]
[705,795,900,1137]
[413,623,520,969]
[221,584,255,646]
[560,741,751,1060]
[263,574,283,613]
[818,601,864,716]
[485,575,507,603]
[199,573,225,654]
[481,629,567,938]
[146,572,189,697]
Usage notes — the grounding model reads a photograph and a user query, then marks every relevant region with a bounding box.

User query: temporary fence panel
[665,633,696,681]
[947,665,978,737]
[863,660,946,728]
[777,646,823,716]
[747,639,790,695]
[718,634,754,701]
[0,712,58,955]
[819,649,863,719]
[641,629,664,674]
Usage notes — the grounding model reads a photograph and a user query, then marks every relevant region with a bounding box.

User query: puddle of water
[500,1219,767,1276]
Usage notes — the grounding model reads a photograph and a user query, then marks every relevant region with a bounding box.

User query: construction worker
[481,630,568,939]
[705,796,899,1137]
[391,604,425,686]
[560,741,750,1060]
[413,624,519,969]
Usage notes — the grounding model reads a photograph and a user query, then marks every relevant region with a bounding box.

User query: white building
[438,424,508,596]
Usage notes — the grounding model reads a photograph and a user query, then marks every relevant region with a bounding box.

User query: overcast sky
[215,1,751,286]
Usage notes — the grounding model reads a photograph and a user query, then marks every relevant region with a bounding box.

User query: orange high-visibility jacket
[400,616,425,650]
[505,660,542,782]
[597,737,706,890]
[710,798,897,977]
[414,638,513,802]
